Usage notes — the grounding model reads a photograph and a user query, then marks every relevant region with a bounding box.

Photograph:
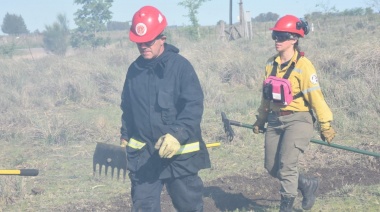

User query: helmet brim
[269,27,304,37]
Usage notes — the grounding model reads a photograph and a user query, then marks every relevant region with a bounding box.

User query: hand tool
[93,141,221,181]
[221,112,380,158]
[0,169,39,176]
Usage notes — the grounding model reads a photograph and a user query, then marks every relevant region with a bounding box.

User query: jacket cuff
[120,135,129,141]
[319,122,331,131]
[168,126,189,144]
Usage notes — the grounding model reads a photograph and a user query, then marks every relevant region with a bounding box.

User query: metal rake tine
[93,142,128,181]
[106,165,110,177]
[111,167,115,179]
[117,168,121,180]
[221,112,235,142]
[98,164,103,176]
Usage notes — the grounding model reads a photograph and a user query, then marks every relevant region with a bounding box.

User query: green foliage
[71,0,113,48]
[0,42,16,58]
[43,14,70,55]
[1,14,380,211]
[178,0,210,40]
[1,13,29,35]
[107,21,129,31]
[315,1,339,14]
[368,0,380,13]
[70,33,111,48]
[306,5,374,18]
[252,12,279,22]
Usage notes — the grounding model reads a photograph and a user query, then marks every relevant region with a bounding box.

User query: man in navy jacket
[120,5,210,212]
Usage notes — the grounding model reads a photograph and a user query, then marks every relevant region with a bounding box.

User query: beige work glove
[155,133,181,158]
[252,118,266,134]
[120,139,128,148]
[319,122,336,144]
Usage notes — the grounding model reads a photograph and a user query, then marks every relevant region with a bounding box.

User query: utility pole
[239,0,247,38]
[239,0,253,39]
[225,0,242,41]
[229,0,233,26]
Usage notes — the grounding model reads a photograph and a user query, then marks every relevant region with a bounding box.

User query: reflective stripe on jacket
[128,138,201,155]
[120,43,211,178]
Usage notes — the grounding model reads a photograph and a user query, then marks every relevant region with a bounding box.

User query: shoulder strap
[269,60,278,76]
[292,52,304,100]
[272,52,304,100]
[283,52,302,79]
[293,92,303,99]
[270,52,303,77]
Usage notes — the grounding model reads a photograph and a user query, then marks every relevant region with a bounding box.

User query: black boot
[279,195,295,212]
[298,174,319,210]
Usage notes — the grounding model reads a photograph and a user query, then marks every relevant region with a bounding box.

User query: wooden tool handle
[0,169,39,176]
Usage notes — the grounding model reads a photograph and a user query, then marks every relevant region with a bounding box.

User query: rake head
[93,142,127,181]
[221,112,235,142]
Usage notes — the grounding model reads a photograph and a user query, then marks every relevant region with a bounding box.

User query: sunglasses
[271,31,296,42]
[137,34,164,47]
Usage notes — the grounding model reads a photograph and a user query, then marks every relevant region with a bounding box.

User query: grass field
[1,14,380,211]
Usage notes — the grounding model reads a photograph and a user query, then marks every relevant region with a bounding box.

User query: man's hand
[155,134,181,158]
[120,139,128,147]
[320,122,336,144]
[252,118,266,134]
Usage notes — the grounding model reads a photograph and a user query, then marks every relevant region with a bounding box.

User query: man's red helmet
[270,15,309,37]
[129,6,167,43]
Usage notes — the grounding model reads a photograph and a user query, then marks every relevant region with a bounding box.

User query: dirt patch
[55,159,379,211]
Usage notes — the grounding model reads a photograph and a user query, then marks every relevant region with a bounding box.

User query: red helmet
[129,6,167,43]
[270,15,309,37]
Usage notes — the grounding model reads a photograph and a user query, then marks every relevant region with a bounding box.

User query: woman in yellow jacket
[252,15,336,212]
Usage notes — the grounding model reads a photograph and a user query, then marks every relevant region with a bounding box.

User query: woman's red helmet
[129,6,167,43]
[270,15,309,37]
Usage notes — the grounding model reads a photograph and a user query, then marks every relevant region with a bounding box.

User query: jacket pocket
[126,145,145,172]
[158,90,177,125]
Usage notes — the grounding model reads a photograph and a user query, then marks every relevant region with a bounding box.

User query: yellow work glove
[319,122,336,144]
[120,139,128,148]
[154,134,181,158]
[252,118,266,134]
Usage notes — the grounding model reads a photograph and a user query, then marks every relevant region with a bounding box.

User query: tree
[367,0,380,13]
[253,12,279,22]
[1,13,29,35]
[43,14,70,55]
[107,21,129,31]
[71,0,113,48]
[178,0,210,39]
[315,1,338,14]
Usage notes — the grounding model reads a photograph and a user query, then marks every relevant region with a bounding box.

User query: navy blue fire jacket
[120,43,211,179]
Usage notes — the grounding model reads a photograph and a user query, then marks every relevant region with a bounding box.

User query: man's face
[136,35,166,59]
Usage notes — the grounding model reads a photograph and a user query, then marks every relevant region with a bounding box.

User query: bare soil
[57,157,380,212]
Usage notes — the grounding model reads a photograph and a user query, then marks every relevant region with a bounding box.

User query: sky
[0,0,371,34]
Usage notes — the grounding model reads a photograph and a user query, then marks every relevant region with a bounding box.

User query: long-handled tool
[221,112,380,158]
[93,141,221,181]
[0,169,39,176]
[93,142,127,181]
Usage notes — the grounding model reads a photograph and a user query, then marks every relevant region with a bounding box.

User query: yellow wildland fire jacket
[257,51,333,129]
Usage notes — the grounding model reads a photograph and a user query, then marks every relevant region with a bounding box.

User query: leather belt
[273,110,295,116]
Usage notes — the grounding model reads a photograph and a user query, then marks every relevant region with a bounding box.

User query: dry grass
[1,14,380,211]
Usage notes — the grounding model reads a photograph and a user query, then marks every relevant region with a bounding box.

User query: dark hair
[292,33,301,52]
[294,41,302,52]
[155,34,164,39]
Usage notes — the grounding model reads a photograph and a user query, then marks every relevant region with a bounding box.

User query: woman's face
[271,31,298,53]
[274,39,297,52]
